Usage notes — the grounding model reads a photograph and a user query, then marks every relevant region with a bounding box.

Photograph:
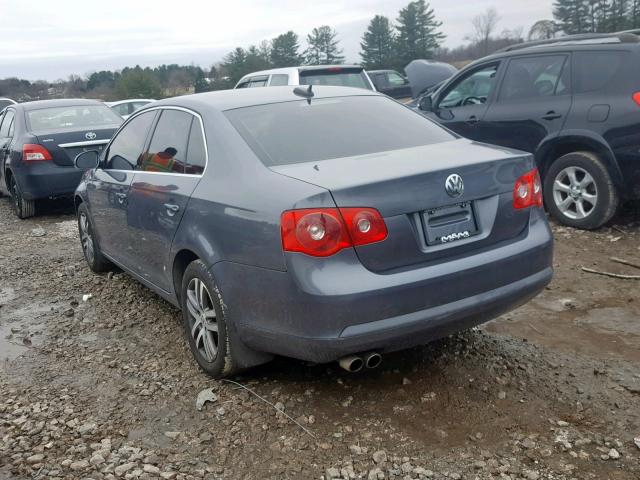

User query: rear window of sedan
[299,68,372,90]
[225,95,455,166]
[27,105,123,132]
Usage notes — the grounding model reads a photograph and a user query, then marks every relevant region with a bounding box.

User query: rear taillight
[281,207,387,257]
[23,144,52,162]
[633,92,640,106]
[513,168,543,209]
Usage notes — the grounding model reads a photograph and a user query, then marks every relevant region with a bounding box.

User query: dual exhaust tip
[338,352,382,372]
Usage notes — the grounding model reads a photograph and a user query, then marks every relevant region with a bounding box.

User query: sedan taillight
[513,168,543,209]
[23,144,52,162]
[281,207,388,257]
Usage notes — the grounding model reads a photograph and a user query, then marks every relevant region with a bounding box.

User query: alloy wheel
[186,278,218,362]
[552,166,598,220]
[79,212,95,264]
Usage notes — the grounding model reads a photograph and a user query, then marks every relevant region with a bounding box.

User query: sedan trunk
[34,126,118,166]
[271,139,535,272]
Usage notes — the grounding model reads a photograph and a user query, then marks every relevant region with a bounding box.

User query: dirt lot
[1,197,639,480]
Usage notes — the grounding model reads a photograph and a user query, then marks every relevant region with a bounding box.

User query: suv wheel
[77,203,112,272]
[9,175,35,219]
[181,260,239,379]
[543,151,618,230]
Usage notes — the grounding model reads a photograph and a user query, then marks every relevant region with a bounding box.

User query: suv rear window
[27,105,122,132]
[225,96,455,166]
[299,68,372,90]
[573,51,627,93]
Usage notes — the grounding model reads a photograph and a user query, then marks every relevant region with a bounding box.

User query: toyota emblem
[85,132,97,140]
[445,174,464,197]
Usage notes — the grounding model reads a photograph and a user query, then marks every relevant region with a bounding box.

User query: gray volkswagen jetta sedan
[73,86,553,378]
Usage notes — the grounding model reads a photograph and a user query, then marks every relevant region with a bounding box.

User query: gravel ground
[1,197,639,480]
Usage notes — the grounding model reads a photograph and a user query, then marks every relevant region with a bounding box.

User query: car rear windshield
[27,105,123,132]
[225,95,456,166]
[299,68,372,90]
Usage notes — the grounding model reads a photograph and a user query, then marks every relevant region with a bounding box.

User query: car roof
[106,99,155,106]
[151,85,380,112]
[466,33,640,68]
[17,98,106,111]
[238,64,365,80]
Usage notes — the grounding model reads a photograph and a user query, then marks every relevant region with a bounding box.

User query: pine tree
[360,15,396,69]
[270,31,303,67]
[395,0,445,68]
[304,26,345,65]
[222,47,248,84]
[553,0,591,33]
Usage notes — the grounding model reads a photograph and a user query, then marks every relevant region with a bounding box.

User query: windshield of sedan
[225,95,455,166]
[27,105,123,132]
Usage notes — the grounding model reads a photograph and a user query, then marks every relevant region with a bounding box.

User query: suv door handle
[542,111,562,120]
[467,115,479,124]
[164,203,180,216]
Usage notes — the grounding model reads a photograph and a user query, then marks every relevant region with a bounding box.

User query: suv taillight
[513,168,543,209]
[281,207,387,257]
[23,144,52,162]
[633,92,640,106]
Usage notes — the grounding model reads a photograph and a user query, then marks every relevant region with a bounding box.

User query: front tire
[9,175,35,219]
[181,260,238,378]
[77,203,112,272]
[543,151,618,230]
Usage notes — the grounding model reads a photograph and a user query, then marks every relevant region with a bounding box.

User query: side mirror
[419,95,434,112]
[74,150,100,170]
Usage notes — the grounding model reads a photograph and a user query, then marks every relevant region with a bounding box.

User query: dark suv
[417,31,640,229]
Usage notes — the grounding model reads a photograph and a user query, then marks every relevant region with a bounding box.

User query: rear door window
[140,109,192,173]
[269,74,289,86]
[185,119,206,174]
[573,51,627,93]
[499,55,568,101]
[225,95,455,166]
[0,110,14,138]
[105,111,156,170]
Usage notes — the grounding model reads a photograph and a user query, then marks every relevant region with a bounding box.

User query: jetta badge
[445,173,464,198]
[85,131,97,140]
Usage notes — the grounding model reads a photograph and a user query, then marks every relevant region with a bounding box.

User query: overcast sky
[0,0,553,81]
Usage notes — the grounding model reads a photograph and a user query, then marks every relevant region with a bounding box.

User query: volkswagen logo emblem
[445,174,464,197]
[85,131,97,140]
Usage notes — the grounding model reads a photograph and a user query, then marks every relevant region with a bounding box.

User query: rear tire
[543,151,618,230]
[77,202,112,272]
[181,260,239,379]
[9,175,35,219]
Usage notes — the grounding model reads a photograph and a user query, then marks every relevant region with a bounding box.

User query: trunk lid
[35,126,118,166]
[271,139,535,272]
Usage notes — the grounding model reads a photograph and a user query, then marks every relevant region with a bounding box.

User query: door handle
[541,111,562,120]
[164,203,180,216]
[466,115,479,124]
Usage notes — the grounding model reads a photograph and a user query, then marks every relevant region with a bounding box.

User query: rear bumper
[13,163,83,200]
[213,209,553,363]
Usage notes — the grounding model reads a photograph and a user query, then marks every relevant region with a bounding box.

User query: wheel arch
[172,249,200,304]
[536,132,624,190]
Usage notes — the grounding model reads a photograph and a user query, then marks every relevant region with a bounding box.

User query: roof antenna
[293,84,314,104]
